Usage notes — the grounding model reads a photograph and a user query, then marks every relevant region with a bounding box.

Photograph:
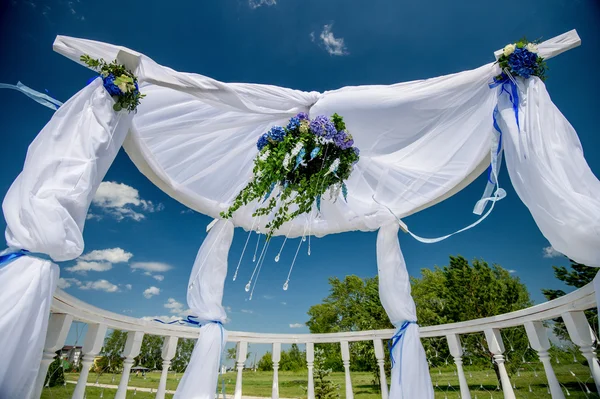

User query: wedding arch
[0,29,599,399]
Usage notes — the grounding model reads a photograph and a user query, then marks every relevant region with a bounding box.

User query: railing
[38,283,599,399]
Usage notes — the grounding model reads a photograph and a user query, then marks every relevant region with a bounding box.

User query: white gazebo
[0,29,599,399]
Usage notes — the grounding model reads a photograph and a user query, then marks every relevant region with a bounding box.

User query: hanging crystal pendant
[283,280,289,291]
[275,254,280,262]
[245,282,251,292]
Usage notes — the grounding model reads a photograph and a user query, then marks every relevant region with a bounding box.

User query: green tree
[171,338,195,373]
[97,329,127,373]
[307,275,393,374]
[44,357,65,387]
[136,335,164,369]
[312,348,339,399]
[257,351,273,371]
[541,260,598,340]
[280,344,306,371]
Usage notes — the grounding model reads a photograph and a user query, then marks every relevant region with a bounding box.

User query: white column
[306,342,315,399]
[272,342,281,399]
[33,313,73,398]
[523,321,565,399]
[562,311,600,393]
[373,339,388,399]
[484,328,515,399]
[446,334,471,399]
[233,341,248,399]
[115,331,144,399]
[72,323,107,399]
[340,340,354,399]
[156,336,178,399]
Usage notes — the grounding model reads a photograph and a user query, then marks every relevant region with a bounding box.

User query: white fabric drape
[0,79,133,398]
[175,219,234,399]
[377,222,433,399]
[499,77,600,267]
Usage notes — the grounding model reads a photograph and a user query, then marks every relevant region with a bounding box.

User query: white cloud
[132,262,173,273]
[312,24,348,56]
[263,295,274,300]
[241,309,254,314]
[90,181,164,221]
[79,279,119,293]
[153,275,165,282]
[164,298,185,314]
[65,247,133,274]
[507,269,517,274]
[543,246,563,258]
[249,0,276,9]
[289,323,304,328]
[58,277,80,289]
[65,260,112,273]
[281,302,287,305]
[143,286,161,299]
[81,248,133,263]
[125,284,132,290]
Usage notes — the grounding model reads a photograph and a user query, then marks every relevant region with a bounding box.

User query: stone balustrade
[41,282,598,399]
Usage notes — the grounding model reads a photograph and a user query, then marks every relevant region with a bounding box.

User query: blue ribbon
[0,249,29,268]
[388,320,414,368]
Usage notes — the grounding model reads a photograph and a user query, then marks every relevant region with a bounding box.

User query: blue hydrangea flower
[334,131,354,149]
[508,47,538,79]
[268,126,286,142]
[296,112,309,121]
[103,74,123,96]
[324,121,337,139]
[309,115,329,136]
[257,133,269,150]
[287,117,300,131]
[352,147,360,163]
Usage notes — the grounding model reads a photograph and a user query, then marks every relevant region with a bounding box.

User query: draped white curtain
[1,28,597,399]
[175,219,234,399]
[0,79,133,398]
[377,222,433,399]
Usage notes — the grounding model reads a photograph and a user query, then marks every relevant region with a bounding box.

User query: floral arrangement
[80,55,145,112]
[221,113,360,238]
[496,39,547,81]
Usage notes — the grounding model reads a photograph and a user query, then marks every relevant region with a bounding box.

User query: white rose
[526,43,538,53]
[503,44,516,57]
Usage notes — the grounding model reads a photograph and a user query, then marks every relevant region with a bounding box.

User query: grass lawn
[41,363,599,399]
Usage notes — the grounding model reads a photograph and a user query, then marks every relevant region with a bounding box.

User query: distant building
[60,345,82,366]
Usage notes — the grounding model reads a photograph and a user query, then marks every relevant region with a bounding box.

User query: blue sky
[1,0,599,344]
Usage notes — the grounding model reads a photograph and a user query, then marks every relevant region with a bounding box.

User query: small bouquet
[81,55,145,112]
[496,39,547,81]
[221,113,360,238]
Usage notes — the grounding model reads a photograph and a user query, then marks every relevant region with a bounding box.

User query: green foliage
[542,260,598,340]
[136,335,164,369]
[80,54,145,112]
[44,357,65,387]
[257,351,274,371]
[171,338,195,373]
[99,329,127,373]
[496,38,547,81]
[307,257,533,384]
[312,348,340,399]
[221,114,359,238]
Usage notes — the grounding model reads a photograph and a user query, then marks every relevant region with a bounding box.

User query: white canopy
[1,29,598,399]
[53,32,584,239]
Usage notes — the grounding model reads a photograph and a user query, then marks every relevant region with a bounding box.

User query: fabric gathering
[0,29,599,399]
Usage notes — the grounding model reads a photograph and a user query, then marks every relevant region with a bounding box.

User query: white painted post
[234,341,248,399]
[373,339,388,399]
[484,328,515,399]
[340,341,354,399]
[523,321,565,399]
[33,313,73,398]
[156,336,178,399]
[72,323,107,399]
[272,342,281,399]
[306,342,315,399]
[446,334,471,399]
[115,331,144,399]
[562,311,600,393]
